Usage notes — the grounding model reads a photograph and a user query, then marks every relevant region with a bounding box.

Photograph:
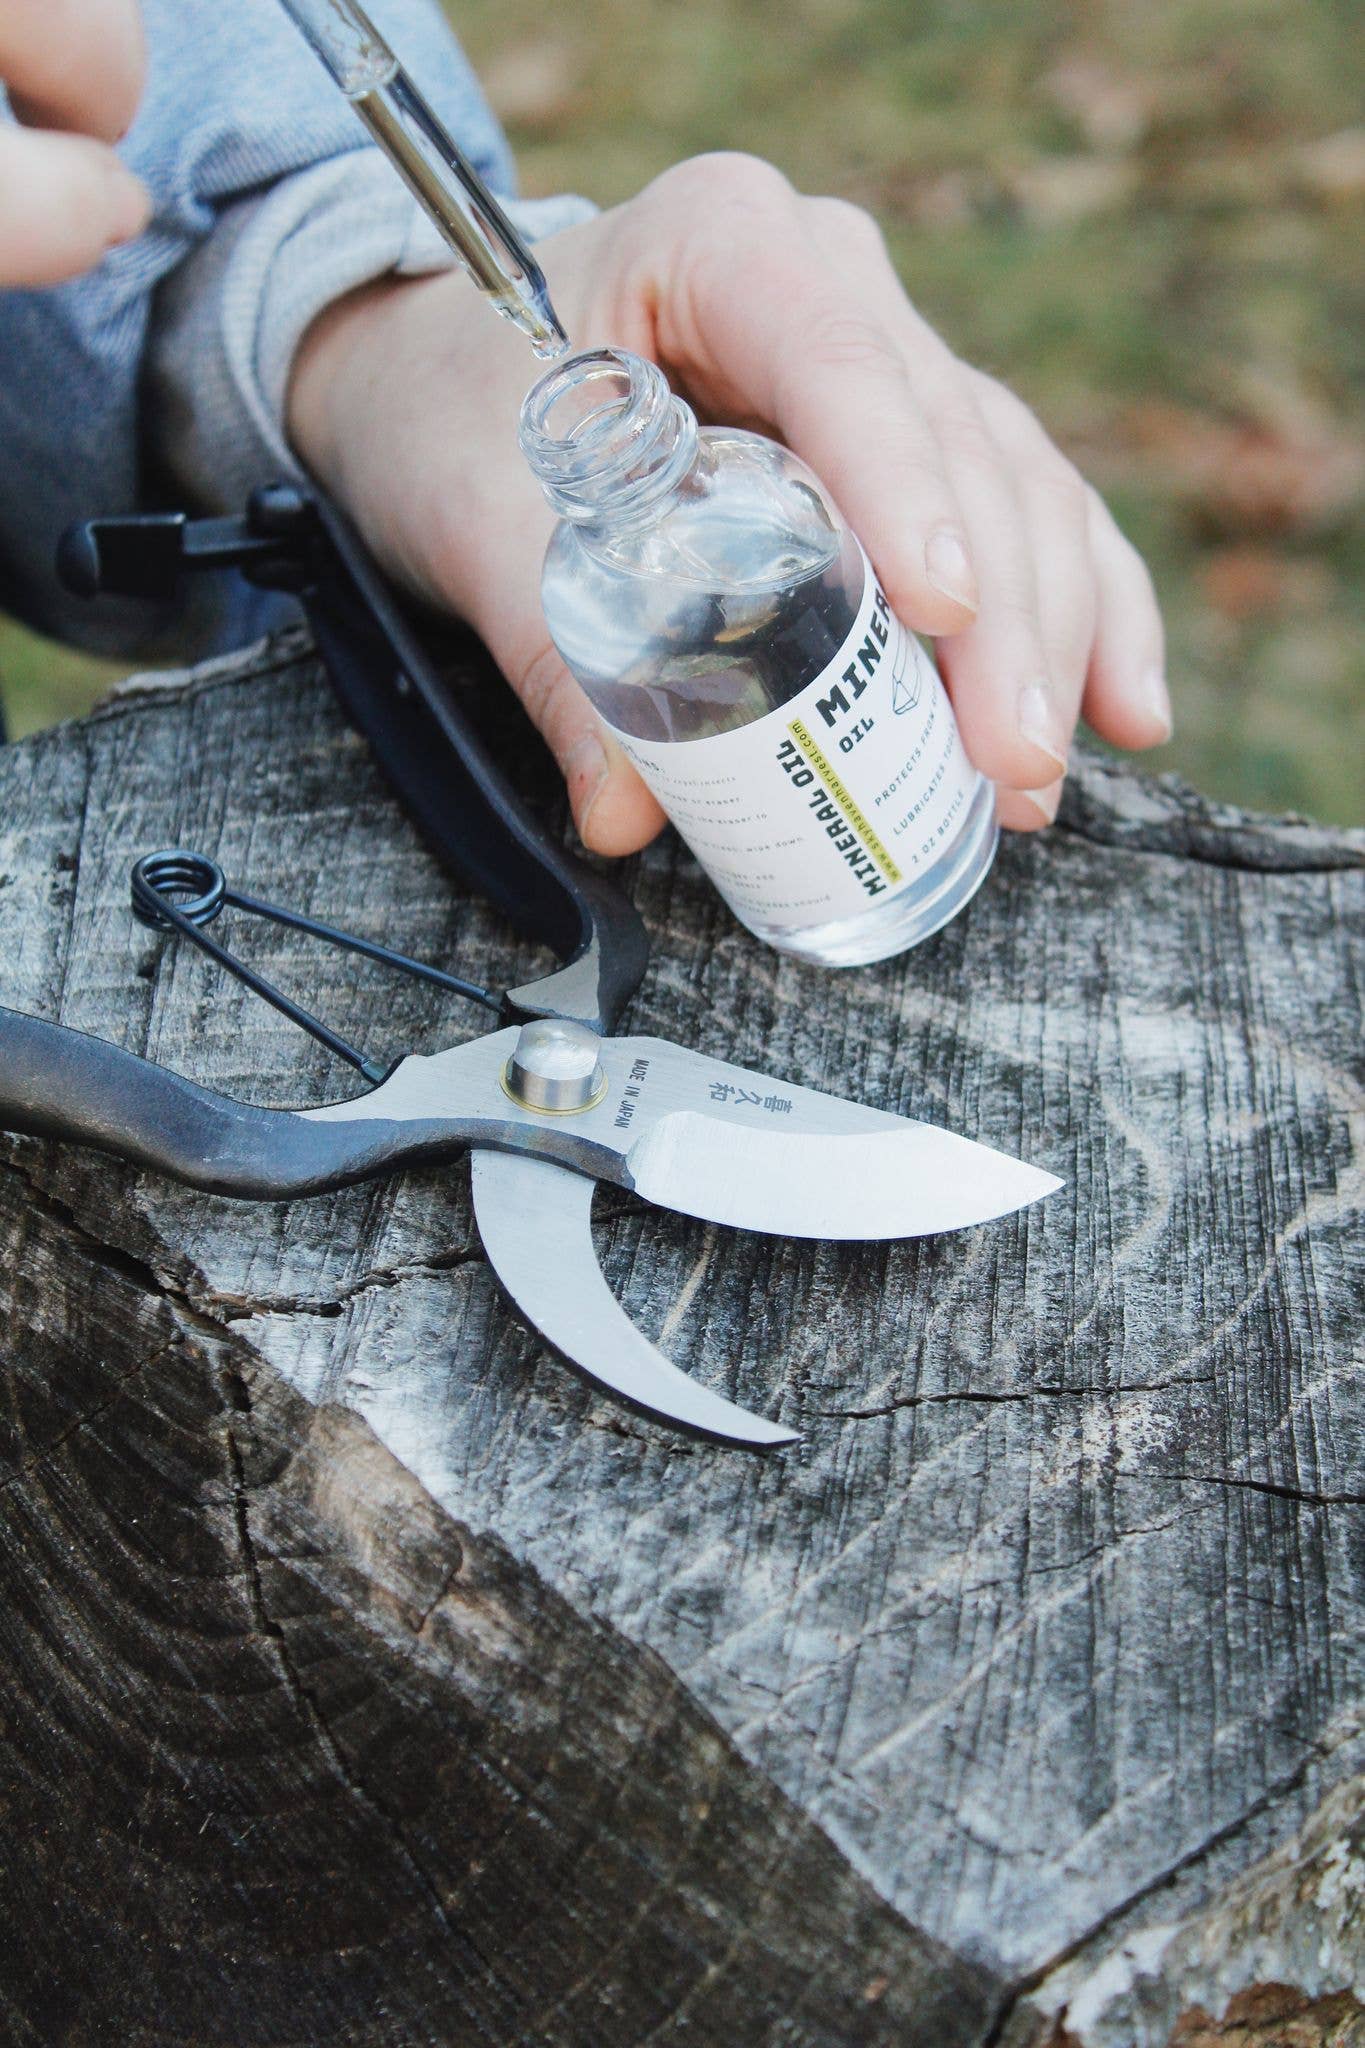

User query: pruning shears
[0,485,1060,1446]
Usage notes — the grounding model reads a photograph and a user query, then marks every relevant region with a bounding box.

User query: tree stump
[1,630,1361,2047]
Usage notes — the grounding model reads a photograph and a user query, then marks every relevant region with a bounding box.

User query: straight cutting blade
[306,1028,1062,1241]
[615,1039,1062,1240]
[627,1112,1061,1240]
[469,1147,798,1448]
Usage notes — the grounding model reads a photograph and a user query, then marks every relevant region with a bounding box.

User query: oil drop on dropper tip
[518,348,998,968]
[529,316,572,362]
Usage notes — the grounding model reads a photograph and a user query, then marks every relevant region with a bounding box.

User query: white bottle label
[599,545,985,933]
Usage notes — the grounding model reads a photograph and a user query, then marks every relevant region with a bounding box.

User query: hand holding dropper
[274,0,569,358]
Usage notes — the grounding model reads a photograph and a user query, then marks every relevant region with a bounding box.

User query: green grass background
[5,0,1361,823]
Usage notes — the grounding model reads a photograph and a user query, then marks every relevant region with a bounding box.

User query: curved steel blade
[469,1148,798,1448]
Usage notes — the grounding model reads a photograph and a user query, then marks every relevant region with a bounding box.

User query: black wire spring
[131,850,228,930]
[131,849,504,1087]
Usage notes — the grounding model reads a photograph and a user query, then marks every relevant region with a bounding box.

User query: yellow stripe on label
[788,720,903,884]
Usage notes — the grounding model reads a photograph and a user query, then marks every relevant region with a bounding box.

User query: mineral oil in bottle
[518,347,997,967]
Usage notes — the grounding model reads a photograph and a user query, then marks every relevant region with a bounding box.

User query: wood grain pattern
[1,633,1360,2043]
[0,1159,992,2046]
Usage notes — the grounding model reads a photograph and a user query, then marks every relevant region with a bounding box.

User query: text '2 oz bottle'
[519,347,997,967]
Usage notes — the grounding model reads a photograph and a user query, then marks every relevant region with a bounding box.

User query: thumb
[482,618,666,857]
[0,127,149,286]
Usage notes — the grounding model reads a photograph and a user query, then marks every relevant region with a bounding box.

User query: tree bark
[1,631,1360,2045]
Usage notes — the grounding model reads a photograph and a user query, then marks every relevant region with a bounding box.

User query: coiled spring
[131,849,503,1086]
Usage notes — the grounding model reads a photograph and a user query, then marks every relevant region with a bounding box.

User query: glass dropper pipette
[275,0,569,358]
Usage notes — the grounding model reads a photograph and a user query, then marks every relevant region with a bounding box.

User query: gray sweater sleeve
[148,161,588,527]
[0,0,590,657]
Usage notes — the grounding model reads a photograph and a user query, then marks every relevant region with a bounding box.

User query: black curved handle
[291,494,650,1034]
[0,1004,470,1200]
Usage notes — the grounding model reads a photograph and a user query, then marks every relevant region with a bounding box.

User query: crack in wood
[0,1151,170,1301]
[201,1238,487,1323]
[979,1746,1337,2048]
[1162,1473,1365,1509]
[815,1375,1220,1420]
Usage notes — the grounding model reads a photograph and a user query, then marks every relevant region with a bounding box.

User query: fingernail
[924,529,978,612]
[105,164,150,245]
[1017,679,1069,774]
[564,731,610,839]
[1019,783,1062,826]
[1141,666,1173,741]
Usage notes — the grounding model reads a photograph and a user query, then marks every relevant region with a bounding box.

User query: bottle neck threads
[518,348,700,530]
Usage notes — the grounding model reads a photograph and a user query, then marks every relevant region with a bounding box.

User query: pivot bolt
[503,1019,607,1114]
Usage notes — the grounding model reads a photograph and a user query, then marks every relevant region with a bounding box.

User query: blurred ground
[4,0,1360,823]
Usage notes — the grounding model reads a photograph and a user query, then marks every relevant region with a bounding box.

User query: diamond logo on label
[891,634,923,717]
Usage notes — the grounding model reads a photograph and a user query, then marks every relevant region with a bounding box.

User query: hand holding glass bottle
[288,153,1169,855]
[519,346,999,964]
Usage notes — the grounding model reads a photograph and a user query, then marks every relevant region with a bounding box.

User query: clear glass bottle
[518,347,997,967]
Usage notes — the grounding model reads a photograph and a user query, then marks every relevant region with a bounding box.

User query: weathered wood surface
[0,629,1361,2046]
